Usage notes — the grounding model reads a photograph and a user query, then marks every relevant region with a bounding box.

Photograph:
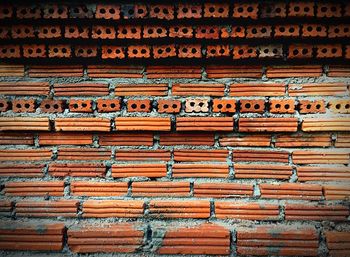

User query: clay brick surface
[178,44,201,58]
[297,166,350,182]
[55,83,109,96]
[115,117,171,131]
[115,83,167,96]
[42,5,68,19]
[68,223,144,253]
[260,183,323,200]
[232,3,258,19]
[233,150,289,163]
[95,4,120,19]
[112,163,167,178]
[16,200,78,218]
[55,118,110,132]
[4,181,64,197]
[157,99,181,113]
[0,149,51,161]
[204,3,229,18]
[335,133,350,147]
[0,117,50,131]
[323,184,350,200]
[325,231,350,257]
[216,202,280,220]
[0,222,64,251]
[48,163,105,177]
[159,133,214,146]
[99,132,153,146]
[0,82,49,96]
[293,150,350,164]
[12,99,36,113]
[69,99,93,113]
[0,164,44,177]
[288,44,313,59]
[234,164,292,179]
[299,99,326,114]
[168,26,193,38]
[266,65,323,78]
[96,99,120,112]
[302,118,350,131]
[48,45,71,58]
[239,117,298,132]
[153,45,176,59]
[233,45,257,59]
[29,65,83,77]
[116,149,170,161]
[128,45,150,58]
[37,25,61,38]
[132,181,190,197]
[149,5,174,20]
[328,99,350,113]
[101,46,125,59]
[230,83,285,96]
[185,98,209,113]
[177,117,234,131]
[174,149,228,162]
[0,132,34,145]
[219,134,271,147]
[177,4,202,19]
[127,99,151,112]
[212,99,236,113]
[57,148,111,161]
[194,183,253,198]
[39,132,93,145]
[270,99,295,113]
[158,223,230,255]
[82,200,144,218]
[40,99,65,113]
[172,163,229,178]
[173,83,224,96]
[240,99,265,113]
[71,181,128,197]
[146,66,201,78]
[275,133,331,147]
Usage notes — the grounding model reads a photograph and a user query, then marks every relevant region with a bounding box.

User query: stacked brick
[0,1,350,256]
[0,2,350,61]
[0,62,349,255]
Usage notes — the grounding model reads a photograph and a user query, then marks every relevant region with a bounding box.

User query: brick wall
[1,1,350,257]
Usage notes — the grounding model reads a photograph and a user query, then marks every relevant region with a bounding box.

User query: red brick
[12,99,35,113]
[0,200,12,216]
[289,83,347,96]
[298,165,350,182]
[302,24,327,37]
[69,99,93,113]
[169,26,193,38]
[216,202,280,220]
[42,5,68,19]
[288,44,313,59]
[177,4,202,19]
[206,45,230,58]
[260,2,286,18]
[172,163,229,178]
[324,184,350,200]
[178,44,202,58]
[275,133,331,148]
[233,149,289,163]
[128,45,150,58]
[158,223,230,255]
[57,148,111,161]
[185,98,209,113]
[115,83,167,96]
[234,164,292,179]
[69,5,93,18]
[0,148,50,162]
[325,231,350,257]
[206,65,262,78]
[116,149,170,161]
[174,149,228,162]
[143,25,167,38]
[146,66,201,78]
[117,25,141,39]
[328,24,350,38]
[302,117,350,132]
[0,117,50,131]
[240,99,265,113]
[0,81,50,96]
[173,83,224,96]
[204,3,229,18]
[157,99,181,113]
[0,64,24,77]
[316,44,343,58]
[48,163,105,177]
[292,150,349,165]
[194,183,253,198]
[71,181,128,197]
[96,99,120,112]
[16,6,41,19]
[219,134,271,147]
[4,181,64,197]
[0,222,64,251]
[285,203,349,221]
[0,132,34,145]
[88,65,143,78]
[0,99,8,112]
[328,65,350,77]
[233,45,257,59]
[0,5,13,19]
[99,132,153,146]
[149,5,174,20]
[39,99,65,113]
[95,4,120,19]
[82,200,144,218]
[177,117,234,131]
[149,200,210,219]
[74,45,97,58]
[221,26,245,38]
[29,65,83,77]
[153,45,176,59]
[55,118,110,132]
[258,44,283,58]
[39,132,93,145]
[55,83,109,96]
[239,117,298,132]
[246,25,272,38]
[266,65,322,78]
[132,181,190,197]
[159,133,214,146]
[0,45,21,58]
[335,133,350,147]
[195,26,220,39]
[101,46,125,59]
[37,25,61,38]
[0,26,10,39]
[316,2,342,17]
[299,99,326,114]
[92,25,116,39]
[269,99,295,113]
[0,163,44,177]
[23,44,46,58]
[275,25,300,37]
[212,99,236,113]
[16,200,78,218]
[260,183,323,200]
[115,117,171,131]
[112,163,167,178]
[232,3,258,19]
[64,25,89,39]
[288,1,315,17]
[68,223,144,253]
[48,45,71,58]
[329,99,350,114]
[237,226,319,256]
[11,25,34,38]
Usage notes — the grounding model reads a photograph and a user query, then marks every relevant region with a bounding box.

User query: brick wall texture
[0,1,350,257]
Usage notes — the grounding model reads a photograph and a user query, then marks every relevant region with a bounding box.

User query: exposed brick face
[0,1,350,256]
